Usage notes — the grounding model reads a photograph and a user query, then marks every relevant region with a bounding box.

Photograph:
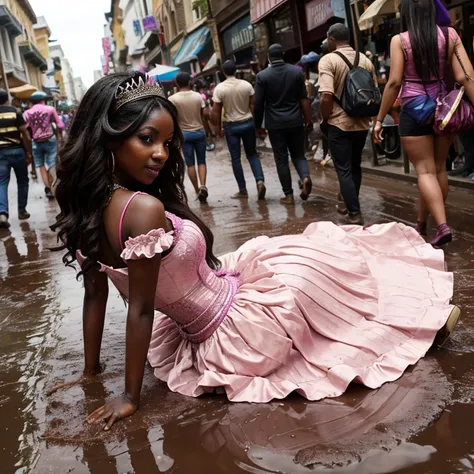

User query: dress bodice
[79,212,240,344]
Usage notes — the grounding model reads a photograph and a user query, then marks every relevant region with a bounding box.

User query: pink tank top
[400,27,454,104]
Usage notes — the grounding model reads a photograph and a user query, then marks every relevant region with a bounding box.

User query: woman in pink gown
[52,71,459,430]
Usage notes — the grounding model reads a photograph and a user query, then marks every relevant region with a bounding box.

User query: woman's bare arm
[83,265,109,375]
[87,195,167,430]
[376,35,405,123]
[450,29,474,105]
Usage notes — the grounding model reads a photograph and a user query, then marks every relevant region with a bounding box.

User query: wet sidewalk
[1,144,474,473]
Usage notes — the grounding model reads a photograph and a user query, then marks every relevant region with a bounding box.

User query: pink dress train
[93,208,454,403]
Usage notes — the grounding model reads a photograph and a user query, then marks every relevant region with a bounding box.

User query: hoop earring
[109,151,115,173]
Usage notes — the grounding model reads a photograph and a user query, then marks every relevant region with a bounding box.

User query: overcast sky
[30,0,110,87]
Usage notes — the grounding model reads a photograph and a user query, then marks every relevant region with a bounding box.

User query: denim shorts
[182,129,206,168]
[32,136,57,169]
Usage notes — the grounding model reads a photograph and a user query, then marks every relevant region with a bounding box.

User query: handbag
[434,48,474,134]
[402,94,437,124]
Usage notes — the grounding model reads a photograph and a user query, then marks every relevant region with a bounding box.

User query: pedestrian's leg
[225,124,247,196]
[44,138,58,198]
[402,135,451,246]
[350,130,369,197]
[287,127,310,180]
[268,130,293,198]
[0,151,11,220]
[328,126,361,216]
[287,127,312,200]
[195,130,208,203]
[241,122,266,200]
[33,142,50,192]
[182,133,199,193]
[434,135,452,203]
[241,122,264,181]
[11,148,29,217]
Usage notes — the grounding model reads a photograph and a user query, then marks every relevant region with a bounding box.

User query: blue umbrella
[148,64,180,82]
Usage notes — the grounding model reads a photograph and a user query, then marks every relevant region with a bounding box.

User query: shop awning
[172,26,211,66]
[131,31,154,57]
[202,53,217,72]
[358,0,399,30]
[250,0,288,24]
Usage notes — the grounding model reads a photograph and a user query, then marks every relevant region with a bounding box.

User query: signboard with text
[305,0,334,31]
[223,15,254,56]
[142,15,158,32]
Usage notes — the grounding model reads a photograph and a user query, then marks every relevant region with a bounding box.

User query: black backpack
[333,51,381,117]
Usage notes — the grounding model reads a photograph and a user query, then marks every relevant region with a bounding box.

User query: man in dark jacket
[255,44,313,205]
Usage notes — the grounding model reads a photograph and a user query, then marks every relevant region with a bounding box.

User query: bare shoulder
[391,34,401,43]
[447,27,460,43]
[125,193,168,237]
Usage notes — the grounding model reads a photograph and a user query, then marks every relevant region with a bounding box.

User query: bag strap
[454,47,473,82]
[333,51,354,70]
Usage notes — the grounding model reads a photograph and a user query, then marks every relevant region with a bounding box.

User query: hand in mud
[87,394,138,431]
[47,364,106,395]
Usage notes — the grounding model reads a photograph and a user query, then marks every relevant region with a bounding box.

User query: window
[192,5,202,22]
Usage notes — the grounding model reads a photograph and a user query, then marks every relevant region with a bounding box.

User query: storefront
[222,15,255,66]
[298,0,349,53]
[172,26,214,74]
[251,0,302,65]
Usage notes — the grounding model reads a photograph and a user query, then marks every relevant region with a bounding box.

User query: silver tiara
[114,74,166,110]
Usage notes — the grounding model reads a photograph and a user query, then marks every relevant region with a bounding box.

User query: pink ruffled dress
[84,192,454,403]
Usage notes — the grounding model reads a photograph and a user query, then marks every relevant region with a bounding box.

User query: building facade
[33,16,59,94]
[49,44,77,103]
[0,0,47,91]
[74,76,87,102]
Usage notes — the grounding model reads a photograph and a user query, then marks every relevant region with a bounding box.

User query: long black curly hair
[52,71,220,274]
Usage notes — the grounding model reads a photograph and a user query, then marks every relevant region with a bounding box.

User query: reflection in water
[0,223,50,472]
[193,359,448,473]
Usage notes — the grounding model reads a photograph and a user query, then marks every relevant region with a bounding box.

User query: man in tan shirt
[169,72,209,203]
[319,23,378,225]
[211,61,266,200]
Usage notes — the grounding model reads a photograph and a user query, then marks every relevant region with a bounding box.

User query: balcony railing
[0,4,22,37]
[19,40,48,71]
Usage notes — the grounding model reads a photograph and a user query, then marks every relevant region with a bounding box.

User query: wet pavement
[1,143,474,474]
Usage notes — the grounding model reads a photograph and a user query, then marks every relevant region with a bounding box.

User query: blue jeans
[182,129,206,168]
[224,119,264,191]
[33,136,57,169]
[0,146,29,217]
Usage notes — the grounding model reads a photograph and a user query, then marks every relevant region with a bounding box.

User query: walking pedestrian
[374,0,474,246]
[254,44,313,205]
[0,89,32,229]
[211,60,266,200]
[318,24,378,225]
[50,72,459,429]
[169,72,209,203]
[24,91,64,199]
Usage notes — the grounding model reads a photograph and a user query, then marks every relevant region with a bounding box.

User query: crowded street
[1,0,474,472]
[1,145,474,473]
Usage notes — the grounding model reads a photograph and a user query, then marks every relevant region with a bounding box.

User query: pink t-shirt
[24,104,64,141]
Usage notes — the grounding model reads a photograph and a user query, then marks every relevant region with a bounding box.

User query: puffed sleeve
[120,229,174,260]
